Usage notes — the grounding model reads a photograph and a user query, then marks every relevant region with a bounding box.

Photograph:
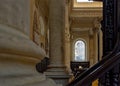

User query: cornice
[73,0,103,8]
[70,8,102,18]
[69,0,103,18]
[71,27,91,32]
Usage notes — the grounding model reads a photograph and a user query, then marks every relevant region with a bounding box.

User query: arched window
[74,40,86,61]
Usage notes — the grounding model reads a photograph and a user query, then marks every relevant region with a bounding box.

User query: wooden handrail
[67,33,120,86]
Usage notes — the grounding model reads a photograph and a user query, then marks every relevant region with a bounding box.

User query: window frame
[72,39,87,62]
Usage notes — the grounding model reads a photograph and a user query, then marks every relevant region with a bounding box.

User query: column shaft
[49,0,65,66]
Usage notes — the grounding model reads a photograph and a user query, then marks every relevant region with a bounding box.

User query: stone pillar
[0,0,58,86]
[64,0,71,73]
[93,18,102,62]
[89,18,102,66]
[99,29,103,60]
[46,0,70,85]
[49,0,64,66]
[89,28,94,66]
[93,28,98,64]
[0,0,30,36]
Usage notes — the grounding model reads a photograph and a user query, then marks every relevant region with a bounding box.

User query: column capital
[93,17,102,31]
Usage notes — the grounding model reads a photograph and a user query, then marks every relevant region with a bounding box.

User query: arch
[73,39,87,61]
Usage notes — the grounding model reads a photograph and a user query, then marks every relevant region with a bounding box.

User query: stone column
[93,18,102,62]
[99,29,103,60]
[0,0,58,86]
[47,0,70,85]
[93,28,98,64]
[49,0,65,69]
[0,0,30,36]
[89,28,94,66]
[64,0,71,73]
[89,18,102,65]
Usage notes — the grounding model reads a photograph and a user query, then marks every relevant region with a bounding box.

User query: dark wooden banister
[67,33,120,86]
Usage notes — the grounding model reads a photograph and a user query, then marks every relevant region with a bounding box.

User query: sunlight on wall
[77,0,93,2]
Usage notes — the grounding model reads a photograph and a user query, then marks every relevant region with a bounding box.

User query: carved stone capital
[93,17,102,32]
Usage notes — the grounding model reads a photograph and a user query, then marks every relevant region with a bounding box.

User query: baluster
[99,0,119,85]
[105,72,111,86]
[110,65,119,86]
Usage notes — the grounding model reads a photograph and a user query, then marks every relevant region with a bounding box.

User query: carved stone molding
[70,9,102,18]
[70,1,103,22]
[64,27,71,42]
[73,0,103,8]
[93,17,102,30]
[69,7,102,29]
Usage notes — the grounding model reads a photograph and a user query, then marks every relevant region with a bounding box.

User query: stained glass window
[75,40,85,61]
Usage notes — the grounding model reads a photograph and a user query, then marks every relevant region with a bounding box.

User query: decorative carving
[33,10,40,45]
[94,17,102,30]
[111,72,119,86]
[99,0,120,86]
[102,0,115,55]
[33,0,47,51]
[65,28,70,42]
[70,10,102,27]
[70,10,102,18]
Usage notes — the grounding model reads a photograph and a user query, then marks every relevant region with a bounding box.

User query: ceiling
[70,0,103,31]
